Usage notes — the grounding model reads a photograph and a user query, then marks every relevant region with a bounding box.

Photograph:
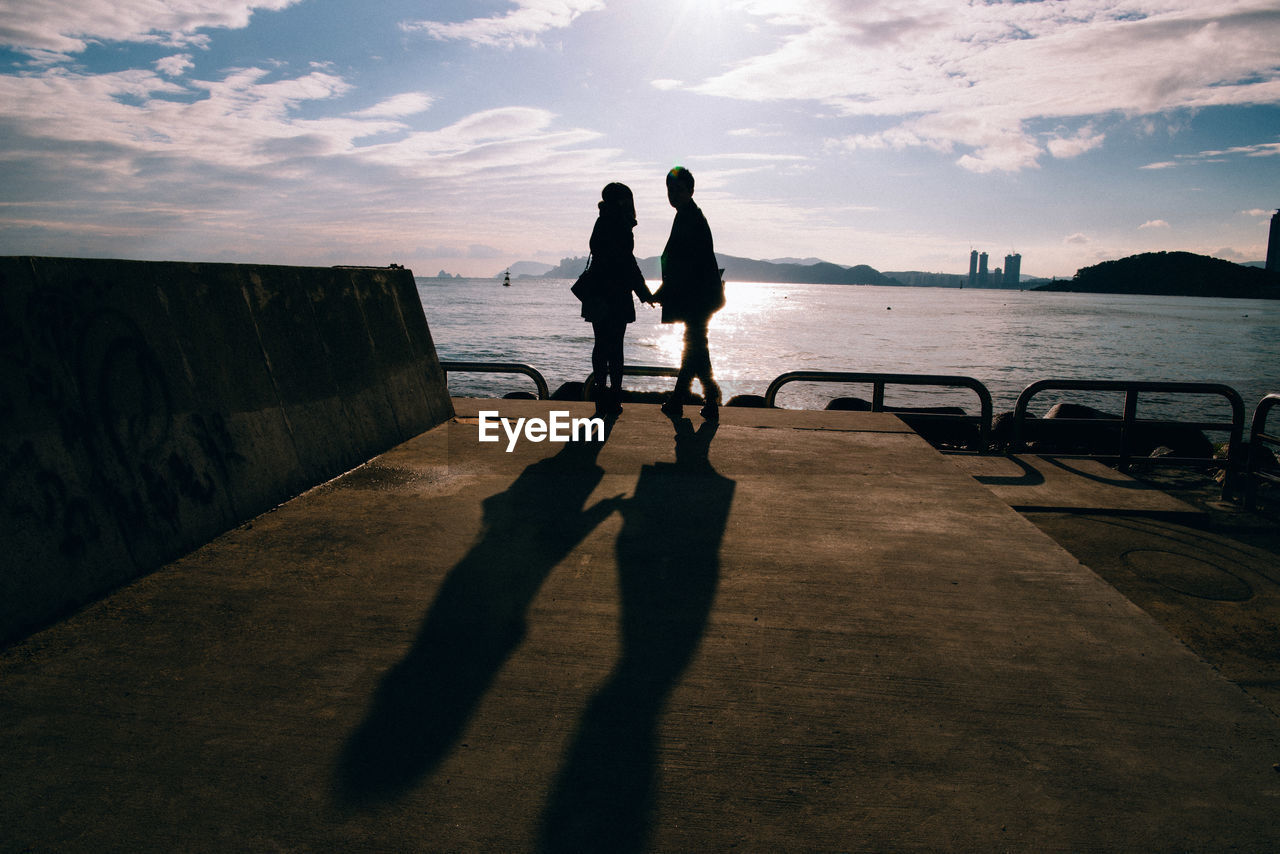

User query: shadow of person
[540,416,734,854]
[334,429,618,808]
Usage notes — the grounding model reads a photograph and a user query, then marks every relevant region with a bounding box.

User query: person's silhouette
[540,414,733,854]
[334,433,618,807]
[653,166,724,421]
[578,182,654,417]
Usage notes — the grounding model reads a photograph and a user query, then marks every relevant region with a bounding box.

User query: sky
[1,0,1278,279]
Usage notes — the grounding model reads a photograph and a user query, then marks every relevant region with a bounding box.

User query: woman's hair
[601,182,633,205]
[666,166,694,192]
[599,181,636,220]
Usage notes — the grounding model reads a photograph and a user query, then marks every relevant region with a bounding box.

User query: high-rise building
[1267,210,1280,273]
[966,250,1024,288]
[1004,253,1021,288]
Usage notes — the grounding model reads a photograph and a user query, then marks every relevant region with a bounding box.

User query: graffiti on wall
[1,270,245,574]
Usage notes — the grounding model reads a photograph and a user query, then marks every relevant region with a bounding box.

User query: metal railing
[438,360,549,400]
[764,370,993,450]
[1245,392,1280,508]
[435,363,1261,492]
[1010,380,1244,472]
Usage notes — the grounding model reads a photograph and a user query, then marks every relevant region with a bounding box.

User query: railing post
[1243,393,1280,508]
[1011,383,1039,453]
[438,361,550,400]
[1119,388,1138,470]
[1012,379,1245,485]
[763,371,992,452]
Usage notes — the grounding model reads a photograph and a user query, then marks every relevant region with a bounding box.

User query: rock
[1045,402,1113,421]
[991,410,1034,451]
[1133,423,1214,460]
[827,397,980,451]
[893,408,981,452]
[1248,443,1278,471]
[1024,401,1213,459]
[551,381,586,401]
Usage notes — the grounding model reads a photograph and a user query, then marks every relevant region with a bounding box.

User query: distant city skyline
[962,251,1023,288]
[1,1,1278,278]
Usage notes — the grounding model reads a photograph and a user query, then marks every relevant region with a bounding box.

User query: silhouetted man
[655,166,724,420]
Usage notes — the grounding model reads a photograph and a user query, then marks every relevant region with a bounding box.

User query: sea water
[417,278,1280,429]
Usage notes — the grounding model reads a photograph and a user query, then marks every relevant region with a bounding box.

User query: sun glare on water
[637,280,792,374]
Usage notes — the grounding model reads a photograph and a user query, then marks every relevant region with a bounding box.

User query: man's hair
[666,166,694,192]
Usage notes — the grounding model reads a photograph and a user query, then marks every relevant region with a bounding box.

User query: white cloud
[0,53,632,270]
[154,54,195,77]
[694,0,1280,172]
[1139,138,1280,170]
[698,152,807,163]
[1046,125,1106,160]
[1243,142,1280,158]
[349,92,435,119]
[402,0,605,49]
[0,64,391,179]
[0,62,615,185]
[1065,232,1091,245]
[0,0,303,58]
[729,126,787,139]
[1211,245,1251,261]
[650,79,683,91]
[355,106,609,180]
[1139,219,1170,229]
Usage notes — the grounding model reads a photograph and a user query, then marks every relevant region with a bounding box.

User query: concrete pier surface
[2,400,1278,852]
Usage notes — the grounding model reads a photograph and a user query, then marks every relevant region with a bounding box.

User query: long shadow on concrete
[539,417,735,854]
[334,427,618,807]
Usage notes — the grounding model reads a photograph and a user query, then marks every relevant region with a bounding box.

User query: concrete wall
[0,257,453,644]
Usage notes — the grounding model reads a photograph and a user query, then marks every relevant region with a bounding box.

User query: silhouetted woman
[583,182,653,416]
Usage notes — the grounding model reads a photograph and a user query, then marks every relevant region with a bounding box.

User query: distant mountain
[538,253,899,286]
[495,260,555,278]
[765,256,825,266]
[541,256,591,278]
[1035,251,1280,299]
[717,255,898,285]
